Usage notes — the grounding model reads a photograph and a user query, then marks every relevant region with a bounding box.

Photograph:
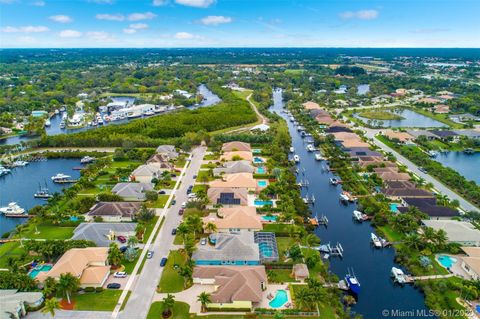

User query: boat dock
[404,274,454,283]
[323,280,349,291]
[53,179,78,184]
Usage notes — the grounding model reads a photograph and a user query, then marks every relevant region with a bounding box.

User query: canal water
[434,152,480,184]
[0,84,220,146]
[354,109,447,128]
[271,89,430,318]
[0,158,81,236]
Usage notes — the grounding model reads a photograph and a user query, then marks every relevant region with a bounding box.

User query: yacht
[293,154,300,163]
[427,150,438,157]
[34,183,53,199]
[345,272,361,295]
[13,160,29,167]
[339,193,350,202]
[391,267,407,284]
[306,144,315,152]
[59,121,66,129]
[0,166,11,176]
[0,202,26,217]
[289,147,295,153]
[330,177,341,185]
[80,156,95,164]
[51,173,71,183]
[144,110,155,116]
[315,153,323,161]
[352,210,365,222]
[371,233,382,248]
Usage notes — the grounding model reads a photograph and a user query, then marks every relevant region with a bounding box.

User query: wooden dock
[53,179,78,184]
[405,274,454,283]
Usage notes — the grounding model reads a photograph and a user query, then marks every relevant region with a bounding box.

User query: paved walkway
[27,310,111,319]
[154,284,216,314]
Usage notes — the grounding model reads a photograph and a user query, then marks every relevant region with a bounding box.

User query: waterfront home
[193,232,260,266]
[220,151,253,162]
[209,173,257,192]
[377,171,411,182]
[325,125,352,133]
[85,202,141,222]
[0,290,44,319]
[222,141,252,152]
[449,114,480,124]
[382,130,414,144]
[357,156,397,168]
[292,263,310,282]
[459,247,480,280]
[36,247,110,288]
[203,206,262,233]
[431,130,459,142]
[130,164,162,183]
[453,130,480,140]
[302,101,321,110]
[373,167,400,174]
[111,182,154,201]
[399,197,459,218]
[406,130,437,141]
[146,154,174,170]
[192,266,267,310]
[433,104,450,114]
[71,222,137,247]
[422,220,480,246]
[207,187,249,206]
[315,114,336,125]
[382,188,435,200]
[155,145,179,159]
[348,147,383,158]
[213,160,254,176]
[331,132,370,149]
[383,180,417,189]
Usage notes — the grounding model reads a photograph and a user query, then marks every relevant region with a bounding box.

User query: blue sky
[1,0,479,48]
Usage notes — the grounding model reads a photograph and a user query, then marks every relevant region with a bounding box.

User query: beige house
[193,266,267,310]
[222,141,252,152]
[302,101,321,110]
[209,173,257,192]
[203,206,262,232]
[382,130,414,143]
[130,164,162,183]
[460,247,480,280]
[220,151,253,162]
[207,187,249,206]
[36,247,110,288]
[85,202,141,222]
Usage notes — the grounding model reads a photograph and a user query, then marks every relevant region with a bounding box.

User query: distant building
[222,141,252,152]
[111,182,154,201]
[155,145,179,159]
[85,202,141,222]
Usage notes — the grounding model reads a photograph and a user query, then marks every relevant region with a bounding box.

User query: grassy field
[0,241,22,268]
[157,250,188,293]
[20,224,75,240]
[74,290,122,311]
[146,195,170,209]
[358,110,404,120]
[147,301,190,319]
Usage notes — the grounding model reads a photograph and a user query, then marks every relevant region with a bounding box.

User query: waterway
[271,89,430,318]
[354,109,447,128]
[0,158,81,236]
[357,84,370,95]
[0,84,220,146]
[434,151,480,184]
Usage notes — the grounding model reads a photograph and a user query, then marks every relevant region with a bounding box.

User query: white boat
[13,160,29,167]
[45,119,51,127]
[371,233,382,248]
[352,210,364,222]
[80,156,95,164]
[0,166,11,176]
[51,173,71,183]
[428,150,438,157]
[144,110,155,116]
[54,109,60,115]
[34,183,53,199]
[293,155,300,163]
[330,177,341,185]
[0,202,26,217]
[315,153,323,161]
[289,147,295,153]
[59,122,66,129]
[306,144,315,152]
[340,193,350,202]
[391,267,407,284]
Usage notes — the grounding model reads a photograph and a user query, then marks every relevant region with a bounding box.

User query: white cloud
[59,29,82,38]
[175,0,214,8]
[87,31,115,42]
[123,28,137,34]
[200,15,232,26]
[49,15,73,23]
[129,23,148,29]
[127,12,156,21]
[1,25,50,33]
[339,9,379,20]
[32,1,45,6]
[152,0,167,6]
[96,13,124,21]
[174,32,194,39]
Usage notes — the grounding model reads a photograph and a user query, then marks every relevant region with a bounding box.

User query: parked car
[172,199,176,205]
[119,246,128,253]
[200,238,207,245]
[160,257,167,267]
[147,251,154,259]
[188,193,197,199]
[178,208,185,215]
[117,236,126,243]
[181,202,186,208]
[419,167,427,173]
[171,228,177,235]
[159,190,166,194]
[107,283,121,289]
[113,271,127,278]
[193,175,197,179]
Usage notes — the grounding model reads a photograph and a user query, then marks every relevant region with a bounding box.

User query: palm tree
[176,223,189,241]
[197,292,211,313]
[162,294,175,318]
[186,215,203,238]
[404,233,423,251]
[421,227,436,246]
[178,264,193,289]
[108,243,122,267]
[204,222,217,234]
[56,273,79,304]
[42,298,61,317]
[434,229,448,248]
[43,276,57,298]
[294,288,312,310]
[127,236,138,248]
[183,234,197,258]
[303,234,320,248]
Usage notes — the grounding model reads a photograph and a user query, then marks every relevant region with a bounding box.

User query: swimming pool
[438,255,457,268]
[254,200,273,206]
[253,149,262,154]
[257,167,266,174]
[261,215,277,222]
[390,203,399,213]
[269,290,288,308]
[257,180,268,187]
[254,157,264,163]
[29,264,53,278]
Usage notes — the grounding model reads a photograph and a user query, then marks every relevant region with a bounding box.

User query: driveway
[27,310,111,319]
[153,284,216,314]
[103,274,129,289]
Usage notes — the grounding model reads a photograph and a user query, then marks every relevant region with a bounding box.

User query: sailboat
[34,182,53,199]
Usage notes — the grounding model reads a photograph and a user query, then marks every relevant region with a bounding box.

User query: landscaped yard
[276,236,296,261]
[263,223,292,235]
[20,224,75,240]
[157,250,188,293]
[74,289,122,311]
[146,195,170,208]
[0,242,22,268]
[147,301,190,319]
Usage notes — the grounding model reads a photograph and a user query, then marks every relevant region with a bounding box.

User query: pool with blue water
[257,180,267,187]
[438,255,457,268]
[269,290,288,308]
[254,200,273,206]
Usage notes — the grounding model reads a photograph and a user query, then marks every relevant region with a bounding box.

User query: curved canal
[271,89,430,318]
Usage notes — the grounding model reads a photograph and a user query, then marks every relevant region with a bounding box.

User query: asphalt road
[364,129,478,212]
[114,146,206,319]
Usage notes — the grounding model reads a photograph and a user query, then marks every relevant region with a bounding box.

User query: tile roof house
[207,187,249,206]
[85,202,141,222]
[221,141,252,152]
[155,145,179,159]
[203,206,262,232]
[433,104,450,114]
[302,101,321,110]
[431,130,459,141]
[382,188,435,200]
[111,182,154,201]
[209,173,257,192]
[130,164,162,183]
[146,154,174,170]
[192,266,267,308]
[193,232,260,266]
[71,222,137,247]
[383,180,416,189]
[422,220,480,246]
[382,130,414,143]
[406,130,437,140]
[36,247,110,288]
[315,114,335,125]
[220,151,253,162]
[459,247,480,280]
[377,171,411,181]
[213,160,255,176]
[347,147,383,158]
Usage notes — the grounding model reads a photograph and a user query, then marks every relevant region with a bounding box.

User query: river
[0,158,81,236]
[271,89,430,318]
[0,84,220,146]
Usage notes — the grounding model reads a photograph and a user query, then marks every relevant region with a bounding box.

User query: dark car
[107,283,121,289]
[171,199,176,205]
[160,257,168,267]
[187,185,193,194]
[178,208,185,215]
[117,236,126,243]
[119,246,128,253]
[193,175,197,179]
[419,167,427,173]
[171,174,177,178]
[171,228,177,235]
[159,190,166,195]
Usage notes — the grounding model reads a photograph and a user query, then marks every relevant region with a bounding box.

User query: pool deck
[259,284,292,310]
[435,254,472,280]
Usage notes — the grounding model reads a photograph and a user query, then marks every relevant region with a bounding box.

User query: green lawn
[20,224,75,240]
[233,89,253,100]
[157,250,188,293]
[147,195,170,209]
[358,110,404,120]
[262,223,292,235]
[74,290,122,311]
[147,301,190,319]
[0,242,22,268]
[267,269,297,283]
[276,237,296,261]
[378,225,403,242]
[192,184,207,193]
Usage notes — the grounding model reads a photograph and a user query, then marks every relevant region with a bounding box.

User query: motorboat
[59,122,66,129]
[45,119,51,127]
[427,150,438,157]
[352,210,364,222]
[345,272,361,295]
[0,166,11,176]
[315,153,323,161]
[293,154,300,163]
[51,173,71,183]
[0,202,26,217]
[391,267,407,284]
[306,144,315,152]
[13,160,29,167]
[289,147,295,153]
[80,156,95,164]
[340,193,350,202]
[144,110,155,116]
[329,177,341,185]
[371,233,382,248]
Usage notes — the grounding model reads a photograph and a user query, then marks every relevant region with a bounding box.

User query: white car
[187,193,197,199]
[200,238,207,245]
[146,251,154,259]
[113,271,127,278]
[181,202,187,208]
